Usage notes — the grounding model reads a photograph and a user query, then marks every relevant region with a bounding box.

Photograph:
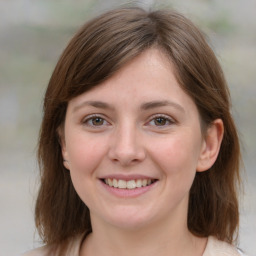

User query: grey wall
[0,0,255,255]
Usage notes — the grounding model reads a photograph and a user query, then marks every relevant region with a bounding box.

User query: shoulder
[21,245,50,256]
[21,233,85,256]
[203,236,248,256]
[237,249,249,256]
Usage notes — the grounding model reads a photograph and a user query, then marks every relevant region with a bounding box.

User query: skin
[60,48,224,256]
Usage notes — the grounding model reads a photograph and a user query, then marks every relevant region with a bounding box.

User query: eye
[90,117,105,126]
[153,117,169,126]
[147,114,174,127]
[82,115,110,127]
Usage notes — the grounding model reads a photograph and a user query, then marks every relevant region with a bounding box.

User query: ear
[197,119,224,172]
[57,126,70,170]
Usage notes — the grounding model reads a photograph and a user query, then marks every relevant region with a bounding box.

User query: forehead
[67,48,196,114]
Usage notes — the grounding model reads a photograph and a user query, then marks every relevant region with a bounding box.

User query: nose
[108,123,146,166]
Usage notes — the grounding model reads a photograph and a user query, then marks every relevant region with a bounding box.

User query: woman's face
[61,48,208,230]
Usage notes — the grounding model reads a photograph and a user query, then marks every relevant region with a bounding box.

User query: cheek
[146,134,202,217]
[151,132,202,179]
[66,133,107,177]
[65,135,108,206]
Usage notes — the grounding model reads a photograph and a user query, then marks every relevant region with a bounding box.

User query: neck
[80,214,207,256]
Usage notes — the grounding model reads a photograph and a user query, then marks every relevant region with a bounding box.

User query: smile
[103,178,157,189]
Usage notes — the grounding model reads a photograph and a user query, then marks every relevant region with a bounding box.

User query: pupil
[93,118,103,125]
[155,117,166,125]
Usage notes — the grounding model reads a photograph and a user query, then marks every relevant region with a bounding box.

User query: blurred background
[0,0,255,255]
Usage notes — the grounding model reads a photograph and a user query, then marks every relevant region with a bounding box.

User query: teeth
[127,180,136,189]
[136,179,142,188]
[118,180,126,189]
[108,178,112,187]
[104,178,155,189]
[113,179,118,188]
[142,179,147,187]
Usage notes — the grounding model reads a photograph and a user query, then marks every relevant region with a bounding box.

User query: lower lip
[100,180,158,198]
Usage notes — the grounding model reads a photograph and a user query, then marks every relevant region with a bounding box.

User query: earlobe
[57,126,70,170]
[197,119,224,172]
[63,159,70,170]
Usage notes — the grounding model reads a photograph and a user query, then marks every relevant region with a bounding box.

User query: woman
[23,7,244,256]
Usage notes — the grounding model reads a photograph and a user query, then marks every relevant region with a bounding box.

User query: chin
[102,207,156,231]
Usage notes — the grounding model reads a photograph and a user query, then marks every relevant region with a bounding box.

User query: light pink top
[22,236,244,256]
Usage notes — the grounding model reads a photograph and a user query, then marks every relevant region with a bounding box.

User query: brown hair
[36,6,241,248]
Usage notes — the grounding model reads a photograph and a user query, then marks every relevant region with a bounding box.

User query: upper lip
[99,174,158,181]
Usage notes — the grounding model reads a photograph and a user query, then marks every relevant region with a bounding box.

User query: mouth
[101,178,158,189]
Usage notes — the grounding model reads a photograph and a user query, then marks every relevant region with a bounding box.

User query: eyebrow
[73,101,114,112]
[140,100,185,113]
[73,100,185,113]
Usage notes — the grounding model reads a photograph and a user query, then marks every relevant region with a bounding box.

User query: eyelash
[147,114,175,127]
[82,114,110,128]
[81,114,175,129]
